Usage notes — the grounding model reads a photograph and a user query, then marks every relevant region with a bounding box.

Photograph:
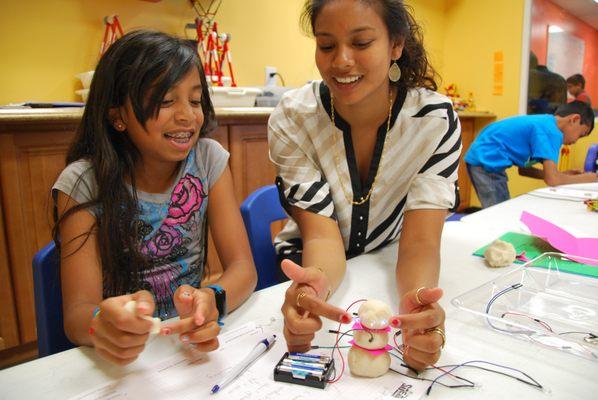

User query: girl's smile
[116,68,204,172]
[163,128,196,151]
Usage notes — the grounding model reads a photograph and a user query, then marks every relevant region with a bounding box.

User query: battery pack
[273,352,335,389]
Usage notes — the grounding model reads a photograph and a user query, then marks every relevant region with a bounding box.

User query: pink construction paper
[520,211,598,264]
[349,340,393,356]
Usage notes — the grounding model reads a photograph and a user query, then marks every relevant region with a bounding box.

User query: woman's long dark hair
[53,30,215,297]
[300,0,439,91]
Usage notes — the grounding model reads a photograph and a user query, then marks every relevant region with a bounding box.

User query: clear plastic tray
[452,252,598,361]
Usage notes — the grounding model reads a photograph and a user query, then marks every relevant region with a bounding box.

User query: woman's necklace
[331,89,393,205]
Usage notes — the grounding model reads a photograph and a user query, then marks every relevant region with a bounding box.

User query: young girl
[269,0,460,371]
[52,30,257,365]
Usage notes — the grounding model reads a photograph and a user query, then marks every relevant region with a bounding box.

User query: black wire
[426,360,543,395]
[389,365,475,390]
[487,285,598,352]
[327,328,365,382]
[324,327,542,395]
[559,331,597,337]
[485,283,533,334]
[388,351,476,389]
[270,72,286,86]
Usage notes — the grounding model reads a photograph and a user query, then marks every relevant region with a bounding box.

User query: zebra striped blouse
[268,81,461,259]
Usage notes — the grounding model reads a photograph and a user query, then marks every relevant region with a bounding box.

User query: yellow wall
[442,0,525,120]
[207,0,449,88]
[209,0,317,88]
[0,0,198,104]
[0,0,448,103]
[1,0,591,201]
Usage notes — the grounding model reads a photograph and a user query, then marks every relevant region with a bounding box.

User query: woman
[268,0,460,370]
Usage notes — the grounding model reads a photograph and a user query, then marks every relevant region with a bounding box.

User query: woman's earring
[115,122,125,131]
[388,60,401,83]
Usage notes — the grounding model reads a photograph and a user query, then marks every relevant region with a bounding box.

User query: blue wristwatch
[205,284,227,325]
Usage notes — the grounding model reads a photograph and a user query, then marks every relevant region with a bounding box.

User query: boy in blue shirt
[465,101,597,208]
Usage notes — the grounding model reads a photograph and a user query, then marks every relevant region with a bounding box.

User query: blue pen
[210,334,276,394]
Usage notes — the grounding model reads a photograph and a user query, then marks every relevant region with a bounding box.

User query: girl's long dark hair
[300,0,439,91]
[53,30,215,297]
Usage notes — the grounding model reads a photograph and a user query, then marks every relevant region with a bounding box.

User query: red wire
[327,298,367,384]
[327,298,463,385]
[501,311,554,332]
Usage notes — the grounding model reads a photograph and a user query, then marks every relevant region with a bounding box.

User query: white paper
[68,321,429,400]
[530,186,598,201]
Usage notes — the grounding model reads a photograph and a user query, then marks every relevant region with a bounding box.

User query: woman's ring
[296,291,307,308]
[415,286,426,306]
[425,327,446,349]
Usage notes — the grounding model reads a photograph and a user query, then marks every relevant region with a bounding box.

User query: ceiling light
[548,25,564,33]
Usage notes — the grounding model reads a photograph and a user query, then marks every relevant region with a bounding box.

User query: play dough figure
[483,239,516,268]
[348,299,393,377]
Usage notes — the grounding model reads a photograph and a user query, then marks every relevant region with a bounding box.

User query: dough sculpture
[348,299,393,377]
[483,239,516,268]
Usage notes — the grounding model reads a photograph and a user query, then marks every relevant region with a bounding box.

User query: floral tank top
[52,139,229,319]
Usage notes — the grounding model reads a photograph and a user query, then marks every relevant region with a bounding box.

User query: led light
[548,25,564,33]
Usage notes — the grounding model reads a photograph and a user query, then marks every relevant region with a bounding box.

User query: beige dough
[483,239,516,268]
[348,346,391,378]
[124,300,161,334]
[354,330,389,350]
[357,299,392,330]
[348,299,393,377]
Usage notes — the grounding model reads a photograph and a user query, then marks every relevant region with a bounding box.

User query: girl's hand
[90,290,156,365]
[391,287,446,371]
[160,284,221,352]
[281,259,351,353]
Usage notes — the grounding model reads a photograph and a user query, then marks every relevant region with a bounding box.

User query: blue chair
[240,185,287,291]
[32,241,75,357]
[445,212,466,222]
[584,144,598,173]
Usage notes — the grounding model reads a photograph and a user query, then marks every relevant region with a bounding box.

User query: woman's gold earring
[388,61,401,82]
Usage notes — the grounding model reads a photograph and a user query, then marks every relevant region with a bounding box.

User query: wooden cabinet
[229,124,277,203]
[0,113,79,367]
[0,108,493,368]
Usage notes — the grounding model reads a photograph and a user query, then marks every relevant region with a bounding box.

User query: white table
[1,187,597,399]
[460,183,598,238]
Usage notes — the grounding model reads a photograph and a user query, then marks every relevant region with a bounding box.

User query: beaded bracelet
[89,307,101,335]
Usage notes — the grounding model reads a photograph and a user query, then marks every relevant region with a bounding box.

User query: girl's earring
[115,123,125,131]
[388,60,401,83]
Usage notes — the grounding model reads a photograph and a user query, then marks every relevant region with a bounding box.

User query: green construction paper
[474,231,598,278]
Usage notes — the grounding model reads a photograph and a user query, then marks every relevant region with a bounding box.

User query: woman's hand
[391,287,446,371]
[281,259,351,353]
[89,290,156,365]
[563,169,583,175]
[160,284,221,352]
